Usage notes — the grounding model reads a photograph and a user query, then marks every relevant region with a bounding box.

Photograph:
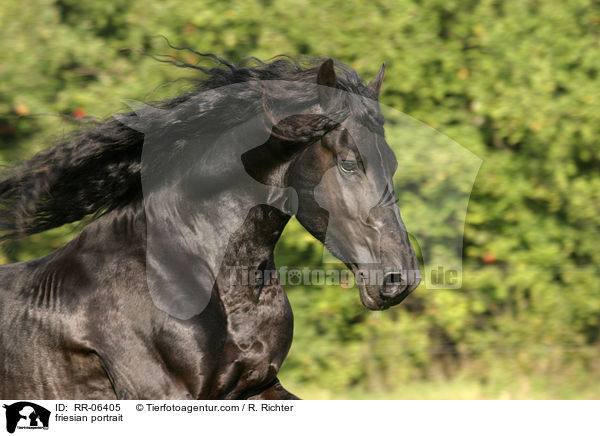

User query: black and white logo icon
[2,402,50,434]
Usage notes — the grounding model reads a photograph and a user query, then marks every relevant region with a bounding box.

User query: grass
[280,377,600,400]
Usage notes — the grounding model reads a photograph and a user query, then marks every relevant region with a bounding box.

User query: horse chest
[214,287,294,397]
[153,286,293,398]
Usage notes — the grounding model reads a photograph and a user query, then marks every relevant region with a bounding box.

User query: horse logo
[2,402,50,434]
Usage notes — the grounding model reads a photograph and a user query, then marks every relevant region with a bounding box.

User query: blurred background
[1,0,599,399]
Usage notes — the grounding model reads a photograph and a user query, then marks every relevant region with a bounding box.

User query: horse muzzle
[350,265,421,310]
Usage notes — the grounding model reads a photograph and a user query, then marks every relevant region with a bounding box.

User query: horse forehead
[339,120,395,172]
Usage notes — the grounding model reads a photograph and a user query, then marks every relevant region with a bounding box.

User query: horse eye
[339,160,358,174]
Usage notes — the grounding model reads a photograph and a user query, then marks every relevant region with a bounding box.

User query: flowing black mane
[0,52,383,240]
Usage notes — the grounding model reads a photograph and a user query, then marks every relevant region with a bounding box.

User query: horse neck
[71,199,147,258]
[216,204,291,308]
[83,200,291,315]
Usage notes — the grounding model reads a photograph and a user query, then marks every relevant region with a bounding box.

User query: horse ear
[317,59,337,88]
[366,62,386,99]
[317,59,337,109]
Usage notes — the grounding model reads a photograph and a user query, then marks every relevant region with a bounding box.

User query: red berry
[483,252,496,264]
[73,108,86,118]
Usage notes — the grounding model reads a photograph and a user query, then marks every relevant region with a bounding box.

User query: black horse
[0,54,420,399]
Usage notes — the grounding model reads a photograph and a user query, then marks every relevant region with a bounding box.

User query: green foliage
[1,0,599,398]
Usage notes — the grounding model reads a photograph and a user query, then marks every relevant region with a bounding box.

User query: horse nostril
[381,271,406,297]
[384,272,402,285]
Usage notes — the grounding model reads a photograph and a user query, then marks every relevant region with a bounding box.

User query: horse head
[290,61,420,309]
